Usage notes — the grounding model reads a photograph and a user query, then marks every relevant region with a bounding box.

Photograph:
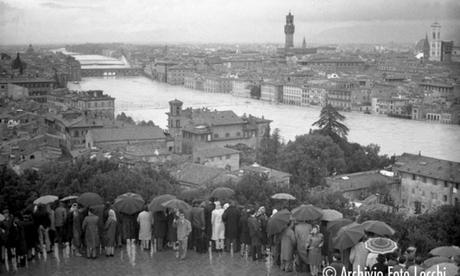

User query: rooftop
[88,126,165,142]
[394,153,460,183]
[326,170,396,192]
[194,147,240,158]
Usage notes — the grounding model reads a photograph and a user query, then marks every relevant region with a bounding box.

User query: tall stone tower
[284,12,295,48]
[429,22,441,62]
[168,99,183,153]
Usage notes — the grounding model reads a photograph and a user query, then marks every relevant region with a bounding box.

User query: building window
[443,195,448,202]
[236,132,241,137]
[456,183,459,190]
[444,181,448,188]
[422,176,426,183]
[225,133,230,138]
[412,174,416,180]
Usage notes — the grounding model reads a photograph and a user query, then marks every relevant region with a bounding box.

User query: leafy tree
[312,104,350,141]
[257,128,282,169]
[116,112,135,124]
[279,134,346,191]
[226,143,256,166]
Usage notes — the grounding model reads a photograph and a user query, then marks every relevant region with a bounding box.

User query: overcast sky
[1,0,459,45]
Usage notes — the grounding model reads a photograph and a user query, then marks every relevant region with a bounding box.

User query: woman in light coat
[211,201,225,251]
[137,207,153,250]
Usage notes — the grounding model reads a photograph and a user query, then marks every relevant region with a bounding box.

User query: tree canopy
[312,104,350,141]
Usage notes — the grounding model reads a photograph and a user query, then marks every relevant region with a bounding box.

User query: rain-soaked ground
[3,246,310,276]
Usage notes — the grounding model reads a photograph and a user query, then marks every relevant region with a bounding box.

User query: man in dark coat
[203,201,215,249]
[153,211,168,251]
[222,201,240,253]
[248,209,262,261]
[239,207,250,257]
[190,201,205,253]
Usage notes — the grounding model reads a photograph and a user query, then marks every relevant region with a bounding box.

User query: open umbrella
[361,220,395,236]
[321,209,343,221]
[291,204,322,221]
[60,195,79,202]
[364,237,398,254]
[333,222,365,251]
[327,218,353,232]
[33,195,58,205]
[161,199,191,211]
[178,189,202,202]
[423,256,451,268]
[425,263,458,276]
[113,192,145,215]
[429,246,460,258]
[149,194,176,213]
[77,192,103,207]
[210,187,235,199]
[267,209,291,236]
[271,193,296,200]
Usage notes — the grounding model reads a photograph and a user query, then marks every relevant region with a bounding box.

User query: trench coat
[82,214,100,249]
[104,217,117,247]
[211,208,225,241]
[137,211,153,241]
[280,227,296,262]
[294,222,312,264]
[222,206,240,240]
[153,211,168,239]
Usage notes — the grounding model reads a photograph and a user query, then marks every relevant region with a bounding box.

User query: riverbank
[68,76,460,162]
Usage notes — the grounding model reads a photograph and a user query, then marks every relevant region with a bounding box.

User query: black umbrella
[291,204,322,221]
[210,187,235,200]
[77,192,103,207]
[149,194,176,213]
[113,192,145,215]
[161,199,191,211]
[267,209,291,236]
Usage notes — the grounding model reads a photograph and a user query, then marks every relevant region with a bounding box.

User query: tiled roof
[325,170,395,192]
[89,126,165,143]
[394,153,460,183]
[189,109,245,126]
[195,147,240,158]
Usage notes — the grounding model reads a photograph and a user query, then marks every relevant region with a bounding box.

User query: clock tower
[284,12,295,48]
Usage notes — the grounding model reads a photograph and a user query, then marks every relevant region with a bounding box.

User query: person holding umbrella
[294,220,312,272]
[33,204,51,255]
[70,203,83,257]
[104,210,117,257]
[211,201,225,253]
[248,208,262,261]
[280,221,296,272]
[137,206,153,250]
[82,207,100,259]
[173,211,191,260]
[350,237,369,272]
[222,201,240,254]
[307,225,324,276]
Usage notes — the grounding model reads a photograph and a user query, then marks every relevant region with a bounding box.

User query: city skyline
[1,0,460,45]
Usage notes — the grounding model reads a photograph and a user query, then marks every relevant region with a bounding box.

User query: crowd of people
[1,197,459,275]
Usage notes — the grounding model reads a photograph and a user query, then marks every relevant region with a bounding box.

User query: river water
[68,76,460,162]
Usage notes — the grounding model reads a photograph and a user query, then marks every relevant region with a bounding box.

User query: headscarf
[223,203,229,210]
[214,201,221,209]
[70,203,78,213]
[108,209,117,222]
[271,209,278,217]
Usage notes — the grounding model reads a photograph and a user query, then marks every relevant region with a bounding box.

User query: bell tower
[429,22,441,62]
[284,12,295,48]
[168,99,183,153]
